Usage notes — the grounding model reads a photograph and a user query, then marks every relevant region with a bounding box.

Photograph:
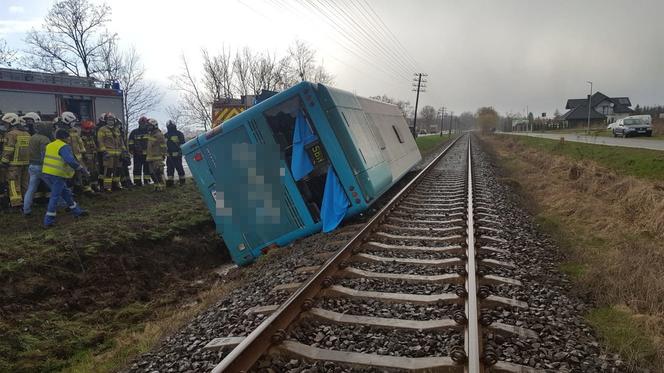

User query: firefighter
[0,120,7,208]
[22,112,41,135]
[95,116,105,188]
[42,129,89,227]
[23,115,52,216]
[96,113,123,192]
[58,112,86,193]
[117,121,133,188]
[165,120,186,187]
[128,116,149,186]
[145,118,166,191]
[1,113,30,209]
[80,120,99,193]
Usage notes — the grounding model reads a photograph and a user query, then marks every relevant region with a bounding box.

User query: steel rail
[211,135,465,373]
[464,136,482,373]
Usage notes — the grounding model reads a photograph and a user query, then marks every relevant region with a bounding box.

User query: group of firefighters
[0,111,187,227]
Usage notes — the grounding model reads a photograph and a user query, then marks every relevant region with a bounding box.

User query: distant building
[560,91,633,128]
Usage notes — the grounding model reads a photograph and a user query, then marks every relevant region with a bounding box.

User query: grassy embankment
[483,134,664,371]
[0,183,229,373]
[415,133,452,154]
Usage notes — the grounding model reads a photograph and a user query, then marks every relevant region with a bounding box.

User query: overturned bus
[183,82,421,265]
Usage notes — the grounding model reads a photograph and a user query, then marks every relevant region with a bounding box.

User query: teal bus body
[182,82,421,265]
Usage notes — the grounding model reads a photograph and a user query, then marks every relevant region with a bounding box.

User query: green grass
[501,135,664,180]
[587,307,657,367]
[415,134,451,154]
[0,182,216,373]
[0,183,211,278]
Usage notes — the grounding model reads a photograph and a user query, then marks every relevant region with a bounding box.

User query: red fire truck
[0,68,124,121]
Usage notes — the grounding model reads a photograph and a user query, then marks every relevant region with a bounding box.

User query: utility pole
[412,73,427,137]
[587,81,593,134]
[449,111,455,135]
[438,107,446,136]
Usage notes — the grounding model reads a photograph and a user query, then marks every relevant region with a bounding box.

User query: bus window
[263,96,330,222]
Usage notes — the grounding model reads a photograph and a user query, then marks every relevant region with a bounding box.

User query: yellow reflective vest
[42,139,75,178]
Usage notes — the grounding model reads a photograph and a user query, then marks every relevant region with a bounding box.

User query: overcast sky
[2,0,664,123]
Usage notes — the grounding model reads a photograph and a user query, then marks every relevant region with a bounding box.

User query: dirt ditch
[0,221,229,373]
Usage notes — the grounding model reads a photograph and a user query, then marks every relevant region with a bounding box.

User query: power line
[297,0,412,81]
[359,0,420,70]
[324,0,415,78]
[343,0,418,73]
[267,0,410,84]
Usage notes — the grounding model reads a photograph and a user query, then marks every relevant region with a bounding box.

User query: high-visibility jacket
[97,125,121,156]
[67,128,86,160]
[0,131,6,158]
[128,126,148,155]
[165,129,185,157]
[81,132,97,158]
[146,129,167,161]
[43,139,75,178]
[1,128,30,166]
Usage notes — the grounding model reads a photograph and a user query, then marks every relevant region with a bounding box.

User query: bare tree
[24,0,117,78]
[273,55,297,90]
[165,105,185,124]
[171,43,334,132]
[233,47,252,96]
[202,47,234,101]
[97,42,161,134]
[477,107,499,134]
[288,40,316,81]
[248,51,279,95]
[0,39,17,67]
[419,105,437,130]
[312,63,334,85]
[170,54,213,131]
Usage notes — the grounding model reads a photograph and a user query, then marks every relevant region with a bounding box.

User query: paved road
[501,132,664,151]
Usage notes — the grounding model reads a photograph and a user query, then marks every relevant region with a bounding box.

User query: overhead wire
[358,0,420,70]
[318,0,414,79]
[339,0,418,74]
[266,0,411,85]
[297,0,412,82]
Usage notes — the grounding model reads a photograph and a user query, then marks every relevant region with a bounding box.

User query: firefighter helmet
[81,120,96,132]
[138,116,149,125]
[103,112,117,126]
[61,111,77,126]
[53,116,70,129]
[145,118,158,131]
[1,113,20,127]
[22,112,42,123]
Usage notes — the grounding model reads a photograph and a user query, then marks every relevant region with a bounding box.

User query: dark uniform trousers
[166,154,185,182]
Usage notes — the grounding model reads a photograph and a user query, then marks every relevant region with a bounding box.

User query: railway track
[207,135,545,372]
